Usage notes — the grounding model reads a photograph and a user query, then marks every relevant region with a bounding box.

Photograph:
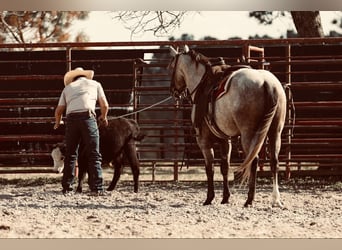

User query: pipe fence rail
[1,38,342,180]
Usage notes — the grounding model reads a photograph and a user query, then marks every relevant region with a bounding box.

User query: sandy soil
[0,172,341,239]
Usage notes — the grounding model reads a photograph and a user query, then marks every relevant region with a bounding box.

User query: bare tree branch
[110,11,188,38]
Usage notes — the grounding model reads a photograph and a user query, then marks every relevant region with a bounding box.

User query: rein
[170,51,209,104]
[171,50,230,139]
[170,53,182,98]
[116,96,172,118]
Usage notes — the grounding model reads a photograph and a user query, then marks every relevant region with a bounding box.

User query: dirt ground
[0,169,341,239]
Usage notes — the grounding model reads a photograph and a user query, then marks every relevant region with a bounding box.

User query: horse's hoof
[203,200,212,206]
[244,201,253,208]
[272,201,284,208]
[107,187,114,191]
[221,198,229,204]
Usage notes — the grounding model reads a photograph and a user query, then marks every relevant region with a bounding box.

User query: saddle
[193,58,251,132]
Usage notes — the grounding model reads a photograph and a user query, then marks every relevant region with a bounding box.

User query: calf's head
[51,143,66,173]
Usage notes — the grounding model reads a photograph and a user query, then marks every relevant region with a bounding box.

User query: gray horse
[169,45,286,207]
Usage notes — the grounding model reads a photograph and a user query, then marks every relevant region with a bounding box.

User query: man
[54,67,109,196]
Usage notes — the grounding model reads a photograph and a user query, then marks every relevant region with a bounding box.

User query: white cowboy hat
[63,67,94,86]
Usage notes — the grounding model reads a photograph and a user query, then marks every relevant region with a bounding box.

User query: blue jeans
[62,111,103,192]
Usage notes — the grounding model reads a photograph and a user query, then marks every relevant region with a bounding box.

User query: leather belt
[67,110,95,118]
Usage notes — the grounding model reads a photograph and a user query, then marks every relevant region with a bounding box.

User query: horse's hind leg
[268,129,283,207]
[240,134,258,207]
[244,156,258,207]
[219,138,231,204]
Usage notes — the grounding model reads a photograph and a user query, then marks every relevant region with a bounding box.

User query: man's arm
[54,105,66,129]
[98,96,109,126]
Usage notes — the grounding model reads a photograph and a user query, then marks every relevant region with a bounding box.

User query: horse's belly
[213,93,263,137]
[213,106,240,136]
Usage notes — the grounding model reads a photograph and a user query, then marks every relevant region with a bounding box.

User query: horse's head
[168,45,190,101]
[169,45,209,103]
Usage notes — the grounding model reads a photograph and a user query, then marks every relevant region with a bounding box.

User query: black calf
[55,117,145,193]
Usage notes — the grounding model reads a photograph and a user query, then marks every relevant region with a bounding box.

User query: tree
[290,11,324,37]
[250,11,325,37]
[328,15,342,37]
[169,33,194,41]
[112,11,327,39]
[0,11,89,45]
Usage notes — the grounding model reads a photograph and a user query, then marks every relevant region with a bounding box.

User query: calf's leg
[124,141,140,193]
[107,153,124,191]
[76,158,87,193]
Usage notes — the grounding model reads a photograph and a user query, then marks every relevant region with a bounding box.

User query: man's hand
[54,105,66,130]
[54,120,64,130]
[98,115,108,127]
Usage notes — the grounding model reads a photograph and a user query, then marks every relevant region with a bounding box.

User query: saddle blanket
[213,74,232,100]
[213,66,250,100]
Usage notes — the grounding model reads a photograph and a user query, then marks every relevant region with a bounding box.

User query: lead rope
[284,83,296,136]
[116,94,192,172]
[115,96,172,118]
[177,97,196,171]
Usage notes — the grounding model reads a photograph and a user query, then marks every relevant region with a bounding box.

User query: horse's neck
[184,61,206,99]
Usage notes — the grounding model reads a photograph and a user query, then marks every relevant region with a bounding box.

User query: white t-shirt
[57,77,107,115]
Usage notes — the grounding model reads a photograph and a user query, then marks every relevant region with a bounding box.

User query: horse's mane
[188,49,211,66]
[187,49,216,129]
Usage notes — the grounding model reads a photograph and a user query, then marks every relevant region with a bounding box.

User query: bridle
[169,50,208,104]
[169,52,185,101]
[169,48,231,140]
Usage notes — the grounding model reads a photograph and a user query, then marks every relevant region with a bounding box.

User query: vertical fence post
[133,59,141,122]
[65,46,72,72]
[285,44,292,180]
[245,44,268,172]
[173,107,179,182]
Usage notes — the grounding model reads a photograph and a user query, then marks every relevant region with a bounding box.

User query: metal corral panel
[0,39,342,178]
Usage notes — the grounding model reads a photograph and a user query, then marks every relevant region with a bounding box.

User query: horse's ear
[169,46,178,57]
[183,45,189,53]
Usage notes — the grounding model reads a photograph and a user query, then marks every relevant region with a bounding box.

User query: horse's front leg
[195,120,215,205]
[244,156,258,207]
[219,138,231,204]
[201,146,215,205]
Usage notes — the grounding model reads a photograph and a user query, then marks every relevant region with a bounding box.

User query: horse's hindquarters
[213,79,266,137]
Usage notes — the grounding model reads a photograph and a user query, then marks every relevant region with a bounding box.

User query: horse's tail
[236,80,278,184]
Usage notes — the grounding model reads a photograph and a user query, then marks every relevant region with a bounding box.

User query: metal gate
[1,39,342,179]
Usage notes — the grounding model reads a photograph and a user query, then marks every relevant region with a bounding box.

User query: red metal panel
[0,38,342,178]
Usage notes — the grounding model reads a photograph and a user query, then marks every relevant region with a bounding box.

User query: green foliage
[329,16,342,37]
[169,33,194,41]
[249,11,287,25]
[0,11,89,45]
